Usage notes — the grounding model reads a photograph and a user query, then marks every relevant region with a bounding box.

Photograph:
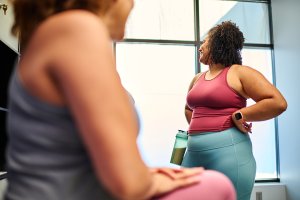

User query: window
[116,43,195,166]
[116,0,277,180]
[199,0,270,44]
[125,0,194,40]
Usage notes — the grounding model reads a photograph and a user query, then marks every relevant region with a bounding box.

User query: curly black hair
[207,21,245,66]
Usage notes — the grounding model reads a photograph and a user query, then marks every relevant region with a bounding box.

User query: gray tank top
[5,69,116,200]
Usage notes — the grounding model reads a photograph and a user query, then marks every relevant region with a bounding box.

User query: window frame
[115,0,278,182]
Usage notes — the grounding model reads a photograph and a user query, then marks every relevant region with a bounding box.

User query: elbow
[277,99,288,115]
[185,107,193,124]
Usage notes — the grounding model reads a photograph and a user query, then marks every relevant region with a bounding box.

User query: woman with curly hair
[182,21,287,200]
[4,1,237,200]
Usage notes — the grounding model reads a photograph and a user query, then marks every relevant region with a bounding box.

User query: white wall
[0,0,18,52]
[271,0,300,200]
[251,183,286,200]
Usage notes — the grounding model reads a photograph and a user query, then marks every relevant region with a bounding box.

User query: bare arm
[185,73,203,124]
[234,66,287,122]
[48,11,202,200]
[185,105,193,124]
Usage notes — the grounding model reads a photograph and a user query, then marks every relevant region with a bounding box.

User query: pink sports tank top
[186,67,246,133]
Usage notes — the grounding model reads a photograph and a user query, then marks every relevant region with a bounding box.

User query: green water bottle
[170,130,188,165]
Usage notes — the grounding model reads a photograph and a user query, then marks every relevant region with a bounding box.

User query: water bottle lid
[176,130,188,139]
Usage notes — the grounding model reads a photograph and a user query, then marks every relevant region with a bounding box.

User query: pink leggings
[155,170,236,200]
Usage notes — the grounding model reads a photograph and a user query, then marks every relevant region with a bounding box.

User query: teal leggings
[182,127,256,200]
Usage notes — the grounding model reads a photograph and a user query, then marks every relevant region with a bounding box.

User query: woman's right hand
[149,167,204,199]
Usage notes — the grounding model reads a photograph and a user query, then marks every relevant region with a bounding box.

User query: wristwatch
[234,112,243,120]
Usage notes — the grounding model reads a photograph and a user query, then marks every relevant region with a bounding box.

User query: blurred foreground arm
[50,12,202,200]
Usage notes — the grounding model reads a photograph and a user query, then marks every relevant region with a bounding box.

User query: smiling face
[198,37,211,65]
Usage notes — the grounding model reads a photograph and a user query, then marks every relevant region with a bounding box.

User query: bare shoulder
[194,72,204,82]
[191,72,203,85]
[24,10,111,64]
[39,10,109,41]
[18,10,115,107]
[230,64,253,72]
[35,10,116,87]
[34,10,113,71]
[230,64,263,78]
[188,72,204,90]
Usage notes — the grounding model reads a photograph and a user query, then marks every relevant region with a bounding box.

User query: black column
[0,40,19,171]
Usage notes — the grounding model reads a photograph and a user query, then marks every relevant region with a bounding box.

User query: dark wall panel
[0,40,19,171]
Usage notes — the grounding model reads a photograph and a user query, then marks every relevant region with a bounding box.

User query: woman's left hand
[232,113,252,134]
[150,167,204,180]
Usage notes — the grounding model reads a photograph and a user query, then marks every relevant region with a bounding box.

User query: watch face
[235,112,242,120]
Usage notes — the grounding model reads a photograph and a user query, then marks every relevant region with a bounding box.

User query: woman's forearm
[240,97,287,122]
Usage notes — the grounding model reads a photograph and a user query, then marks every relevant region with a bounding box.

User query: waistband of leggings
[187,127,251,152]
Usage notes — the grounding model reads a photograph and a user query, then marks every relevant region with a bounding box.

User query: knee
[201,170,236,200]
[157,170,236,200]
